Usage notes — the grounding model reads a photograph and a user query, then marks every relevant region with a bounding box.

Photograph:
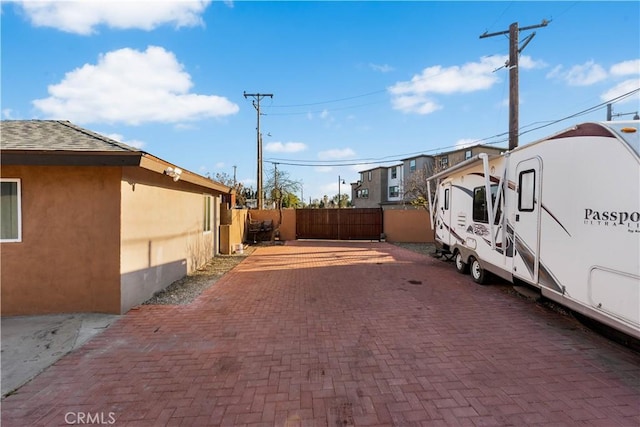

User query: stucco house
[1,120,233,315]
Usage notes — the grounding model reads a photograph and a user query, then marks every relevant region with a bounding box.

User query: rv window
[518,170,535,211]
[444,188,450,210]
[473,185,501,224]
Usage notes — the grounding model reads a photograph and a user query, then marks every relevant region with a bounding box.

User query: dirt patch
[391,242,436,257]
[143,245,257,305]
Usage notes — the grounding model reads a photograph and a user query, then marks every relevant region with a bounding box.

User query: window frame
[1,178,22,243]
[203,194,212,233]
[472,184,501,224]
[388,185,400,198]
[465,150,472,160]
[409,159,416,172]
[391,167,397,179]
[518,169,536,212]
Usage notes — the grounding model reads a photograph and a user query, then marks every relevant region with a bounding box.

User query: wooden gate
[295,208,383,240]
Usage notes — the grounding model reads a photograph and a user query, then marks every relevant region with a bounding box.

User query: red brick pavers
[2,241,639,426]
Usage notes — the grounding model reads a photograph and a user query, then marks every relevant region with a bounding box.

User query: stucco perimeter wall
[120,168,220,313]
[247,209,296,241]
[220,209,248,254]
[383,209,434,243]
[1,166,122,315]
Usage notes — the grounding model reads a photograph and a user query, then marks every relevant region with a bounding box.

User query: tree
[264,165,302,240]
[402,163,439,211]
[213,172,247,207]
[264,166,302,210]
[331,193,350,208]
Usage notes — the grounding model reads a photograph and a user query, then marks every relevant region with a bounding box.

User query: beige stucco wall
[120,167,220,313]
[247,209,296,241]
[220,209,248,254]
[1,166,121,315]
[383,209,434,243]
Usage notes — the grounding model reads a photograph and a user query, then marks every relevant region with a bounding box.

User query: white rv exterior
[427,121,640,339]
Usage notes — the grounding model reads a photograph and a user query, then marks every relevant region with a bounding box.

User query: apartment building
[351,145,504,209]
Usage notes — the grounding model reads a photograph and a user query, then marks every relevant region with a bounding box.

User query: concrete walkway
[2,241,639,426]
[1,313,119,396]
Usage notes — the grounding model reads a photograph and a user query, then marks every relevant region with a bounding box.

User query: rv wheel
[454,252,469,274]
[469,257,486,284]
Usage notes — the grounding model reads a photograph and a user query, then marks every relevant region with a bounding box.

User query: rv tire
[454,252,469,274]
[469,257,487,285]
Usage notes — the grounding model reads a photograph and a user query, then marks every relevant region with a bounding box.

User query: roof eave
[0,150,143,166]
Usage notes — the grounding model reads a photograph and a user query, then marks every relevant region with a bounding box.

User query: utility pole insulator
[480,20,549,150]
[243,92,273,210]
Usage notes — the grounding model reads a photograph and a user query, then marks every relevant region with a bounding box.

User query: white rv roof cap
[606,120,639,157]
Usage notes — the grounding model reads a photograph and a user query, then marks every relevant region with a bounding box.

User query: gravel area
[391,242,437,257]
[143,245,257,305]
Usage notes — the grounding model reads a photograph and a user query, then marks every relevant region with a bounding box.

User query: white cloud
[600,78,640,105]
[610,59,640,77]
[370,63,394,73]
[2,109,15,119]
[32,46,239,125]
[103,132,145,149]
[546,60,607,86]
[388,55,537,115]
[455,138,480,149]
[214,162,225,169]
[265,141,308,153]
[391,95,441,115]
[315,166,333,173]
[318,148,356,160]
[16,0,211,35]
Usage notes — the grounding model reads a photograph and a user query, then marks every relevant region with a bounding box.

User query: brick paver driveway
[2,241,639,426]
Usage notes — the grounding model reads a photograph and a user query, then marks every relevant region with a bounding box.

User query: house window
[368,171,372,181]
[518,170,536,212]
[203,194,212,232]
[472,185,501,224]
[1,179,22,242]
[357,189,369,199]
[465,150,472,160]
[391,167,397,179]
[410,160,416,172]
[389,186,400,198]
[440,157,449,168]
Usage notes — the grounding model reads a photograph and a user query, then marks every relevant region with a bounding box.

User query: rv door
[513,157,542,285]
[435,182,453,248]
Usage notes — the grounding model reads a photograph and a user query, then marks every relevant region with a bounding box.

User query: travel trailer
[427,121,640,339]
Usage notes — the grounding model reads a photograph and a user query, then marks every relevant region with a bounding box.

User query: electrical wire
[264,87,640,168]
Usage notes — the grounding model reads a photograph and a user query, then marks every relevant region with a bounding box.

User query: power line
[264,88,639,168]
[243,91,273,210]
[267,89,387,108]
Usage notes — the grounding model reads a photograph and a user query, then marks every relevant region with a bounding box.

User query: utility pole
[244,91,273,209]
[480,20,549,150]
[274,162,279,209]
[232,165,237,187]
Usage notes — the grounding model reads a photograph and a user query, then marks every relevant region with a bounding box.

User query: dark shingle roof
[0,120,141,152]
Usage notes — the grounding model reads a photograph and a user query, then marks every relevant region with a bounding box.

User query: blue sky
[2,1,639,202]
